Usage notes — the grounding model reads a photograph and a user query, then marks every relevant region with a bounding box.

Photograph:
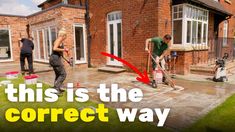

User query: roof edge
[0,13,27,18]
[28,3,85,18]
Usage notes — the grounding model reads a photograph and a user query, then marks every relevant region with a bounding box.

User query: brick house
[89,0,235,75]
[0,0,234,75]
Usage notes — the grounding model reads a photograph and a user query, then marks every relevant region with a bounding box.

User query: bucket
[155,69,163,84]
[5,71,19,79]
[24,74,39,85]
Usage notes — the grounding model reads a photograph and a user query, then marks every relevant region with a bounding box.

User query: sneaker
[151,80,157,88]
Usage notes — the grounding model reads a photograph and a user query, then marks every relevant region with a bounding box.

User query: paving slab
[0,63,235,131]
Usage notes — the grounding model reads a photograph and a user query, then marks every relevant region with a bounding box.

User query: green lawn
[184,94,235,132]
[0,77,168,132]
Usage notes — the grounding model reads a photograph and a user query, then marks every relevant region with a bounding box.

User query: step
[98,67,126,73]
[190,61,235,76]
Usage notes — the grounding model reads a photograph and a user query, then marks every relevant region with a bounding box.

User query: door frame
[106,11,123,66]
[73,23,87,64]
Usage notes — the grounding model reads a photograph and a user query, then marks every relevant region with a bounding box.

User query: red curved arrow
[101,52,150,84]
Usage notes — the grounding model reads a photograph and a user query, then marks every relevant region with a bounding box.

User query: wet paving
[0,63,235,131]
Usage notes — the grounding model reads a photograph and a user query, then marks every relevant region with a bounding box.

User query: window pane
[117,23,122,58]
[38,31,44,59]
[223,20,228,46]
[187,21,192,43]
[187,7,192,18]
[173,20,182,44]
[173,13,178,19]
[75,26,85,61]
[51,28,57,44]
[192,21,197,44]
[179,5,183,12]
[203,23,207,43]
[0,30,11,60]
[110,24,114,60]
[33,31,39,60]
[44,29,50,59]
[174,6,178,12]
[179,12,183,18]
[198,22,202,44]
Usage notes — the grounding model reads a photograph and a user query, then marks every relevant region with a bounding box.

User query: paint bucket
[155,69,163,84]
[5,71,19,79]
[24,74,39,85]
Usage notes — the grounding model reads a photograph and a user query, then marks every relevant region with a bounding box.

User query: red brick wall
[89,0,172,72]
[60,6,86,67]
[28,5,86,67]
[217,0,235,59]
[170,50,208,75]
[0,16,28,62]
[219,0,235,38]
[68,0,86,5]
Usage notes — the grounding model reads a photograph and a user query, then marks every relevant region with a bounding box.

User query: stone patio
[1,63,235,131]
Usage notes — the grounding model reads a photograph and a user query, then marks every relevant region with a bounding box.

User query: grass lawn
[0,77,168,132]
[184,94,235,132]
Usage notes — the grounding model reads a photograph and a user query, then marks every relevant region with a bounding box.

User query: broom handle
[147,43,152,74]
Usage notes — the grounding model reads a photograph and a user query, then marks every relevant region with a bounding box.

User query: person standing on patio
[49,28,68,95]
[18,37,34,75]
[145,34,172,88]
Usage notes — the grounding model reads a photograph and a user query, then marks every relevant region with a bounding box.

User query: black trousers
[20,53,33,74]
[49,55,67,90]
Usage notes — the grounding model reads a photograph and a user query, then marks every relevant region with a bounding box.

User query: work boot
[151,80,157,88]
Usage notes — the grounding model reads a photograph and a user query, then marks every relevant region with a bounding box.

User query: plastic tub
[5,71,19,79]
[24,75,39,85]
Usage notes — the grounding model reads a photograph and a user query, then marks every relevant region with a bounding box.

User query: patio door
[107,11,122,66]
[74,24,86,64]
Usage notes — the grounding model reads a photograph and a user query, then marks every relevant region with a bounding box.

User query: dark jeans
[20,53,33,74]
[50,55,67,90]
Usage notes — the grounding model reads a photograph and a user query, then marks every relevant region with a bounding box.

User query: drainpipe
[85,0,92,67]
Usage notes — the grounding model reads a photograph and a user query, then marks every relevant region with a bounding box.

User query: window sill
[170,44,209,51]
[0,59,14,62]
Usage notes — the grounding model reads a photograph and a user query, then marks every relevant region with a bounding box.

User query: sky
[0,0,46,16]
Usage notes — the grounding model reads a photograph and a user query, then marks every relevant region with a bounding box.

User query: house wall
[27,5,86,67]
[218,0,235,59]
[89,0,172,72]
[0,16,28,62]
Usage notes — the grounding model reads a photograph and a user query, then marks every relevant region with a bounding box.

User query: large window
[173,4,209,45]
[32,26,57,62]
[0,29,12,61]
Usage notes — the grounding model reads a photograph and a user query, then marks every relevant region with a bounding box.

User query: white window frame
[32,26,57,63]
[223,20,228,46]
[106,11,123,66]
[0,27,13,62]
[73,23,87,64]
[172,4,209,46]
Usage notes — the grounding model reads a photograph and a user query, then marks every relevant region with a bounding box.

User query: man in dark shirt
[18,37,34,75]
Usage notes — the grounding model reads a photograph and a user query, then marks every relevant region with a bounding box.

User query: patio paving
[0,62,235,131]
